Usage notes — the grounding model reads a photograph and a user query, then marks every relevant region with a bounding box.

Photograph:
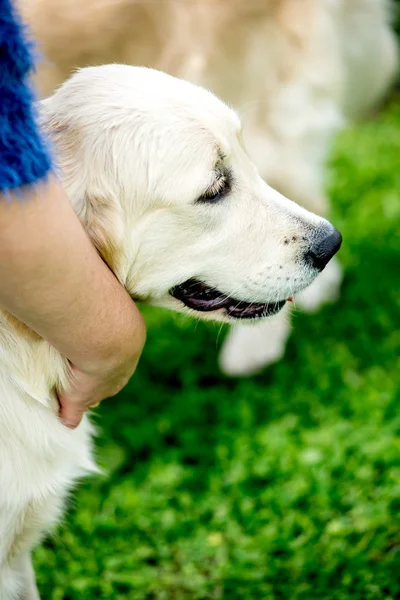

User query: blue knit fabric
[0,0,52,191]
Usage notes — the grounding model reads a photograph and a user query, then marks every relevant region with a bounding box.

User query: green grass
[35,100,400,599]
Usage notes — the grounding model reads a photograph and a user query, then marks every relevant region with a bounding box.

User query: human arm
[0,178,146,427]
[0,0,145,427]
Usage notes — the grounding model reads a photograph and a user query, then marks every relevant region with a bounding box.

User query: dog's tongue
[287,297,293,302]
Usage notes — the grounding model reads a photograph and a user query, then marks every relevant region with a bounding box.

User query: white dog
[18,0,398,376]
[0,65,342,599]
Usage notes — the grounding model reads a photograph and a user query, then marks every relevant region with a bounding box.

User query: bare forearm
[0,178,145,372]
[0,2,144,426]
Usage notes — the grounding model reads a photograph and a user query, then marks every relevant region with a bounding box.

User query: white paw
[296,257,343,314]
[219,310,291,377]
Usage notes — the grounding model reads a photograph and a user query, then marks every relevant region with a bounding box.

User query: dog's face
[41,65,341,322]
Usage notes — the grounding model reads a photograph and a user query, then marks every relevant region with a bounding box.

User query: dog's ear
[81,190,125,278]
[38,98,126,281]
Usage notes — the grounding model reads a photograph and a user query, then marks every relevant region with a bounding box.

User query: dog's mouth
[170,278,288,320]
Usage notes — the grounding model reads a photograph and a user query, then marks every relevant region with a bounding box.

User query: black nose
[304,225,342,271]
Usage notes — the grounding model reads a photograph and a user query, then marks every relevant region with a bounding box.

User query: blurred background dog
[19,0,399,375]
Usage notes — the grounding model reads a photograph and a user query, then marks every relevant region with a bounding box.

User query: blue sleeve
[0,0,52,192]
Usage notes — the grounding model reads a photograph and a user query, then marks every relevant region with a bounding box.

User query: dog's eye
[198,175,229,203]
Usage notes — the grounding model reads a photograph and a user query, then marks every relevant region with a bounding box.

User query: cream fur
[0,64,341,598]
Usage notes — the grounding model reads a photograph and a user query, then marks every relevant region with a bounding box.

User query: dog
[18,0,398,375]
[0,64,342,599]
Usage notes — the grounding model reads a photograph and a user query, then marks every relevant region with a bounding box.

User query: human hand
[58,314,145,428]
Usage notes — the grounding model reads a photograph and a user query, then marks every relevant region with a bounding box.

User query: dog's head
[40,65,341,322]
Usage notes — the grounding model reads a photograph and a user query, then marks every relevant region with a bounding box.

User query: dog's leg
[296,256,343,314]
[14,553,41,600]
[219,305,291,377]
[0,550,40,600]
[0,568,19,600]
[0,482,63,600]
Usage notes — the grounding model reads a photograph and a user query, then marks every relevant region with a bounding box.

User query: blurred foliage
[34,99,400,599]
[395,0,400,35]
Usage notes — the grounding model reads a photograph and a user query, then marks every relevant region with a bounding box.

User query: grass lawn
[34,99,400,599]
